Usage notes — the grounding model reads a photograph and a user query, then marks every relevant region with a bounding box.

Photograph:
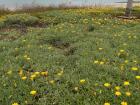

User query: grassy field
[0,7,140,105]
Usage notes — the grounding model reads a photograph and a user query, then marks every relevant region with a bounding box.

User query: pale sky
[0,0,126,9]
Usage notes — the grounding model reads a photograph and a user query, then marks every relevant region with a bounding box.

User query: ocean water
[0,0,126,9]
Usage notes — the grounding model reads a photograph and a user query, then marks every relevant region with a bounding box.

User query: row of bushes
[0,13,40,28]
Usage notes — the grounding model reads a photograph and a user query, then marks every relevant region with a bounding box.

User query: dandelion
[131,67,138,71]
[124,60,128,64]
[136,76,140,80]
[104,83,111,87]
[34,71,40,75]
[41,71,48,76]
[94,60,99,64]
[57,70,63,76]
[125,92,131,96]
[99,48,103,51]
[7,70,12,75]
[121,101,127,105]
[49,80,55,84]
[115,91,121,96]
[115,86,120,90]
[21,76,27,80]
[27,57,31,60]
[100,61,105,65]
[80,79,86,84]
[104,102,110,105]
[124,81,130,86]
[30,74,37,80]
[30,90,37,96]
[12,103,19,105]
[18,69,23,76]
[120,50,125,53]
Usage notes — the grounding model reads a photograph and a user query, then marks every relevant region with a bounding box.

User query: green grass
[0,7,140,105]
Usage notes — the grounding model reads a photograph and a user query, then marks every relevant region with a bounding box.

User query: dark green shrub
[86,24,94,32]
[4,13,39,26]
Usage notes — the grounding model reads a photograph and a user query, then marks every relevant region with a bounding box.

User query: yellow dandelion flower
[80,79,86,84]
[124,81,130,86]
[120,50,125,53]
[104,102,110,105]
[7,70,12,75]
[121,101,127,105]
[30,90,37,96]
[131,67,138,71]
[41,71,48,76]
[104,83,111,87]
[30,74,36,80]
[94,60,99,64]
[21,76,27,80]
[27,57,31,60]
[99,48,103,51]
[12,102,19,105]
[136,76,140,80]
[115,91,121,96]
[49,80,55,84]
[115,86,120,90]
[34,72,40,75]
[100,61,105,65]
[18,69,23,76]
[124,60,128,63]
[125,92,131,96]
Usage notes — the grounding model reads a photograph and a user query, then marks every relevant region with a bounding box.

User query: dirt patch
[48,38,76,56]
[48,39,70,49]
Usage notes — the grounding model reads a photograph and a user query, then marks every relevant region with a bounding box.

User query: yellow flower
[124,81,130,86]
[124,60,128,64]
[49,80,55,84]
[115,86,120,90]
[120,50,125,53]
[100,61,105,65]
[115,91,121,96]
[27,57,31,60]
[21,76,27,80]
[34,72,40,75]
[121,101,127,105]
[131,67,138,71]
[41,71,48,76]
[12,103,19,105]
[94,60,99,64]
[18,69,23,76]
[104,83,111,87]
[99,48,103,51]
[104,103,110,105]
[7,70,12,75]
[136,76,140,80]
[125,92,131,96]
[57,70,63,76]
[30,90,37,96]
[30,74,37,80]
[80,79,86,84]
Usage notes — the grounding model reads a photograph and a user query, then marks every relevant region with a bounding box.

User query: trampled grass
[0,7,140,105]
